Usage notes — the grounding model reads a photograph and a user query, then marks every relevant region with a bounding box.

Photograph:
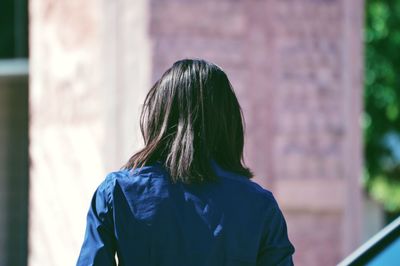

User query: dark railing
[337,216,400,266]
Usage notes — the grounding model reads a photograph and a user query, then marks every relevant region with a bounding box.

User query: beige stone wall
[29,0,364,265]
[29,0,150,265]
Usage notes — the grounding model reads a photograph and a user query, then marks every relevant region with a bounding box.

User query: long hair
[123,59,253,183]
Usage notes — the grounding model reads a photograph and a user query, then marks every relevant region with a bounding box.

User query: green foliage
[365,0,400,212]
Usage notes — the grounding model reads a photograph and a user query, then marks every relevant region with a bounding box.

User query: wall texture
[29,0,150,265]
[29,0,364,265]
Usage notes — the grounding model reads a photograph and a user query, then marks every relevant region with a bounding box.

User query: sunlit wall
[29,0,364,265]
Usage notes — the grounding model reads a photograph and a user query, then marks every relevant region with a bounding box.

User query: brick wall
[149,1,363,263]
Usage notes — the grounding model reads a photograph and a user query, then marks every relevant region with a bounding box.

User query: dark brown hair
[123,59,252,183]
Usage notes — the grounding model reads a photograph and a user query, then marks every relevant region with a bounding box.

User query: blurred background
[0,0,399,265]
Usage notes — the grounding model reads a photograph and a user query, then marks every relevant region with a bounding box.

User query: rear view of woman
[77,59,295,265]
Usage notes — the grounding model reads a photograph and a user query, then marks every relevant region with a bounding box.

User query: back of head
[124,59,252,183]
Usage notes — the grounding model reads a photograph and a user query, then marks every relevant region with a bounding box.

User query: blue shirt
[77,162,295,266]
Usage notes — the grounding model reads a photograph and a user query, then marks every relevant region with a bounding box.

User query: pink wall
[29,0,364,265]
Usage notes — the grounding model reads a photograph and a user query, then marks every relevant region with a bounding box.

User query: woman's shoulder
[99,163,170,196]
[104,162,167,181]
[227,175,278,206]
[211,162,277,204]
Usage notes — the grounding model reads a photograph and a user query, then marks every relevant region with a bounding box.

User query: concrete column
[29,0,150,265]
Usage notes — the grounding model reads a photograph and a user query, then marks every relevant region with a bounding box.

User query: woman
[77,59,295,265]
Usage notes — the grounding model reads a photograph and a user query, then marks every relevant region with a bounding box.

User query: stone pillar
[29,0,150,265]
[29,0,363,265]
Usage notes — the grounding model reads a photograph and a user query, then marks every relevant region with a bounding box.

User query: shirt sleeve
[77,176,117,266]
[257,201,295,266]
